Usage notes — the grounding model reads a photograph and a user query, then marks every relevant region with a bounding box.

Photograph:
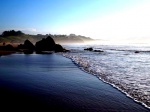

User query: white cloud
[26,28,37,32]
[21,28,37,34]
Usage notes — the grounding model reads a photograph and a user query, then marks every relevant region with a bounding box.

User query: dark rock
[17,44,24,49]
[23,50,34,54]
[63,49,70,52]
[35,36,55,51]
[17,40,35,51]
[135,51,139,53]
[84,47,93,51]
[16,36,67,54]
[17,40,35,54]
[0,44,15,51]
[94,50,104,52]
[24,40,35,50]
[5,44,15,51]
[54,44,64,52]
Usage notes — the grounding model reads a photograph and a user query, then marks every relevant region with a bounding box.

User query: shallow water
[0,53,149,112]
[63,45,150,109]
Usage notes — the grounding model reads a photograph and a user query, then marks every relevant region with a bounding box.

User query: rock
[94,50,104,52]
[17,44,24,50]
[17,36,67,54]
[23,49,34,54]
[54,44,64,52]
[17,40,35,54]
[63,49,70,52]
[35,36,55,51]
[24,40,35,50]
[84,47,93,51]
[0,44,15,51]
[5,44,15,51]
[135,51,139,53]
[17,40,35,50]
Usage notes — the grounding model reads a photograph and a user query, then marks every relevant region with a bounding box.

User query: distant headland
[0,30,93,45]
[0,30,88,56]
[0,30,94,56]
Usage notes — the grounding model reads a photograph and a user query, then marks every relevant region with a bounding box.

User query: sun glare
[58,1,150,45]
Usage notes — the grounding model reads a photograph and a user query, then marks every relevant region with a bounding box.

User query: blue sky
[0,0,150,42]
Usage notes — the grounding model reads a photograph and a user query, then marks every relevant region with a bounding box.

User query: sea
[63,44,150,109]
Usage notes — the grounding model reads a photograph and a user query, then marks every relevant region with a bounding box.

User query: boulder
[35,36,55,51]
[84,47,93,51]
[24,39,35,50]
[135,51,140,53]
[17,40,35,50]
[5,44,15,51]
[54,44,64,52]
[17,40,35,54]
[94,50,104,52]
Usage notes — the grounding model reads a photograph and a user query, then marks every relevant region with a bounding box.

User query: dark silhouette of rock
[135,51,140,53]
[0,44,16,56]
[23,49,34,54]
[0,36,68,55]
[94,50,104,52]
[35,36,55,51]
[54,44,64,52]
[22,40,35,54]
[17,40,35,54]
[84,47,93,51]
[0,44,15,51]
[5,44,15,50]
[17,44,24,49]
[24,40,35,50]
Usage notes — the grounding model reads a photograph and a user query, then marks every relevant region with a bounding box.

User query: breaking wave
[62,46,150,109]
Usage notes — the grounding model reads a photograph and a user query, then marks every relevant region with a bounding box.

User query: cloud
[21,28,37,34]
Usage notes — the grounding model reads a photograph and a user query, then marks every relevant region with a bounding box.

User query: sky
[1,0,150,43]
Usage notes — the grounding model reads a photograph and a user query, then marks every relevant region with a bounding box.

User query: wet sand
[0,54,149,112]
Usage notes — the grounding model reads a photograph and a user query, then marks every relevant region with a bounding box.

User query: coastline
[64,53,150,110]
[62,46,150,110]
[0,53,149,112]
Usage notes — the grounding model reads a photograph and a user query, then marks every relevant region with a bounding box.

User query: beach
[0,53,149,112]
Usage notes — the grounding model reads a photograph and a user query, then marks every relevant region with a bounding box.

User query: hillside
[0,31,93,45]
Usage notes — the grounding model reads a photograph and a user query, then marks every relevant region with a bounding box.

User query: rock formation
[35,36,55,52]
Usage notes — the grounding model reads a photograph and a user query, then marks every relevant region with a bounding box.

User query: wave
[108,49,150,53]
[93,45,150,53]
[62,51,150,110]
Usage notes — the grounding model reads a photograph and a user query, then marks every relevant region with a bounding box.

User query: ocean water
[63,44,150,109]
[0,52,150,111]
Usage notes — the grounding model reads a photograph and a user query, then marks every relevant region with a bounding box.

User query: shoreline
[63,52,150,110]
[68,56,150,110]
[0,53,150,112]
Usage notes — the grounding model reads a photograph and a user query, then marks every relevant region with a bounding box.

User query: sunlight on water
[63,45,150,109]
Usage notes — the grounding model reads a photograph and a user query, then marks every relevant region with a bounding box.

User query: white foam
[62,49,150,109]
